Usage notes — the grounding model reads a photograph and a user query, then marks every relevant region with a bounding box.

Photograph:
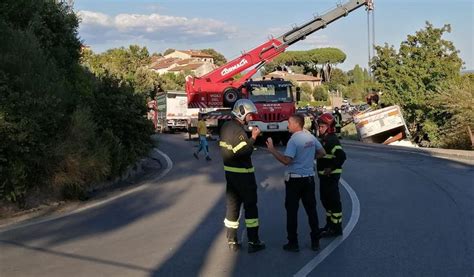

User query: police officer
[266,114,326,252]
[316,113,346,237]
[219,99,265,253]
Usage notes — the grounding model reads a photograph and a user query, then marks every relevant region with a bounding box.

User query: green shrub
[52,108,111,195]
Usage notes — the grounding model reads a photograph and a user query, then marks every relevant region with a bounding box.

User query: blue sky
[75,0,473,71]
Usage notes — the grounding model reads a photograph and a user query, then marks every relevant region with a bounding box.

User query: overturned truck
[353,105,411,144]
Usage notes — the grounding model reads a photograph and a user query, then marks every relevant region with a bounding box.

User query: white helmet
[232,99,257,121]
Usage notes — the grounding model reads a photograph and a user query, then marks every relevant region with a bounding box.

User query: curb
[341,139,474,163]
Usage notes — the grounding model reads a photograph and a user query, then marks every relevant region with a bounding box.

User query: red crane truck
[186,0,374,142]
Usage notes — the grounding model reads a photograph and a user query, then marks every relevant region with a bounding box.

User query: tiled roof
[150,57,179,70]
[176,59,193,65]
[168,63,204,71]
[178,50,213,58]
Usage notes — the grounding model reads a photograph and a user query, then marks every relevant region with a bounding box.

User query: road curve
[0,133,472,276]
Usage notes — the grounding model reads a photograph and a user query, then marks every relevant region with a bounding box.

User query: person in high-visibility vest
[333,107,342,139]
[316,113,346,237]
[219,99,266,253]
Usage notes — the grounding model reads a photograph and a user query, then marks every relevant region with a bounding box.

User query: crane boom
[278,0,372,47]
[186,0,373,108]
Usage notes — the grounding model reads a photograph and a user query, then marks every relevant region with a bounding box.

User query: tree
[163,48,175,56]
[313,85,328,101]
[327,68,348,91]
[0,1,154,204]
[431,74,474,149]
[266,48,346,75]
[299,83,314,102]
[81,45,152,94]
[347,64,368,84]
[372,22,463,146]
[201,48,227,66]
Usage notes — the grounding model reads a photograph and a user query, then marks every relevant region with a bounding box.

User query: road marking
[294,178,360,277]
[0,149,173,233]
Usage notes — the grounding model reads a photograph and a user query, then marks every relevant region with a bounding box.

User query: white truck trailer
[353,105,411,144]
[156,91,218,134]
[156,91,199,133]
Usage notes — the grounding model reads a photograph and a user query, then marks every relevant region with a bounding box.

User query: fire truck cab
[245,79,297,133]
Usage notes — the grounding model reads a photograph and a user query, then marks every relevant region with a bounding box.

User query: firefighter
[333,107,343,139]
[316,113,346,237]
[219,99,266,253]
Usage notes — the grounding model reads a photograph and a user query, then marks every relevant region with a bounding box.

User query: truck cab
[244,79,296,133]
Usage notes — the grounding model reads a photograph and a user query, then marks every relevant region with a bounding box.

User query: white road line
[0,149,173,233]
[294,178,360,277]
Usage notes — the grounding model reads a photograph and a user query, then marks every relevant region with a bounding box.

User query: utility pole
[366,0,375,78]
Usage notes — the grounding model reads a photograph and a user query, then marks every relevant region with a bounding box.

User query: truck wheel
[223,88,240,108]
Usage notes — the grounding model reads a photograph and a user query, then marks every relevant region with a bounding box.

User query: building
[263,71,322,89]
[150,50,217,76]
[164,50,214,64]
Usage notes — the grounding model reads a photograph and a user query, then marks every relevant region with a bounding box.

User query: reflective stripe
[323,154,335,159]
[224,166,255,173]
[233,141,248,153]
[331,212,342,223]
[318,169,342,175]
[219,141,248,153]
[326,212,332,217]
[224,218,239,229]
[331,145,343,155]
[219,141,233,151]
[245,218,259,228]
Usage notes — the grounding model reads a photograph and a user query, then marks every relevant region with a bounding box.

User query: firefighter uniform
[317,132,346,235]
[219,119,262,249]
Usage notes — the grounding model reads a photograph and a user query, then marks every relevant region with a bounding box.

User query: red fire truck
[186,0,373,142]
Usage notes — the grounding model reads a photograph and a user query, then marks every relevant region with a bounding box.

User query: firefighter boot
[321,223,342,237]
[319,214,331,233]
[228,241,241,252]
[311,232,321,251]
[248,241,266,253]
[227,228,240,252]
[247,227,265,253]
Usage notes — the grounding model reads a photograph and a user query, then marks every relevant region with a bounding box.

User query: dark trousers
[284,176,320,243]
[319,174,342,227]
[225,171,260,242]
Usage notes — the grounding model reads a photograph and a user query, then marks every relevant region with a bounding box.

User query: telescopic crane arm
[186,0,373,107]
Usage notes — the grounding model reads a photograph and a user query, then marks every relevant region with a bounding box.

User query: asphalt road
[0,133,473,277]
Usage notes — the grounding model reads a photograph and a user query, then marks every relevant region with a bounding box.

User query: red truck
[186,0,373,142]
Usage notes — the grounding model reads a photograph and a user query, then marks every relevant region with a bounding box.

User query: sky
[74,0,473,72]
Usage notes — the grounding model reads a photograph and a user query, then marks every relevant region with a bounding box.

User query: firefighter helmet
[232,99,257,121]
[317,112,336,134]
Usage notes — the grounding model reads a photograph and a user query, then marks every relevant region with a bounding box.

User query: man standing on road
[219,99,266,253]
[266,114,326,252]
[193,114,211,161]
[316,113,346,237]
